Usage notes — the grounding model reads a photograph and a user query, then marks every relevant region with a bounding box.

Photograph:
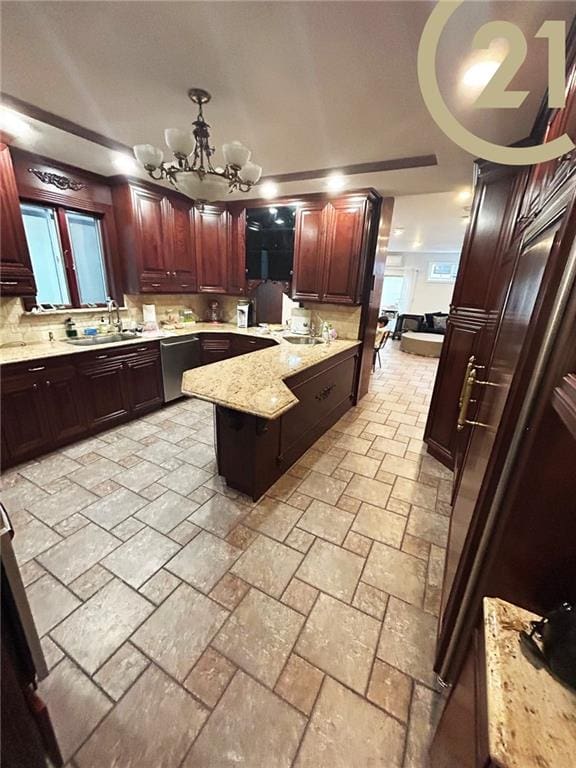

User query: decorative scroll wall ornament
[28,168,86,191]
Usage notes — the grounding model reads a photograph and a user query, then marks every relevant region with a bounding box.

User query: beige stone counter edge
[182,338,361,420]
[0,324,280,366]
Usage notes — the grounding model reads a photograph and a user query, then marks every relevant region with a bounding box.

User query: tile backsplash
[0,293,361,345]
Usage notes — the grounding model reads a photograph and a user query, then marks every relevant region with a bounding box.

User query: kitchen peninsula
[182,334,361,499]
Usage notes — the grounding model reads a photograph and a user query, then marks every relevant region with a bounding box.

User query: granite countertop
[483,597,576,768]
[0,323,283,366]
[182,337,361,420]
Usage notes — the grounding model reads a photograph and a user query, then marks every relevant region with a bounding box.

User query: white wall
[383,252,460,315]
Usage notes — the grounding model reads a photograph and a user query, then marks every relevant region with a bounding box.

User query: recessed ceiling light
[260,180,278,200]
[412,240,422,248]
[456,188,472,204]
[0,107,32,138]
[462,60,500,90]
[393,228,405,236]
[325,172,346,193]
[112,153,137,174]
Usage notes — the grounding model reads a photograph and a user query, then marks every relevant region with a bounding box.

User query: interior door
[437,188,573,672]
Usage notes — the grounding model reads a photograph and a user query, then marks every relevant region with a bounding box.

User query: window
[380,275,404,310]
[21,203,109,308]
[428,261,459,283]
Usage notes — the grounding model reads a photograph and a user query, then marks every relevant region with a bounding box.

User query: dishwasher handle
[160,337,200,348]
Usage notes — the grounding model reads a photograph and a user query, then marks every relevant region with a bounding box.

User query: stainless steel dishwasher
[160,334,202,402]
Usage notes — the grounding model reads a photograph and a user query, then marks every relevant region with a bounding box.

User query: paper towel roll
[143,304,157,324]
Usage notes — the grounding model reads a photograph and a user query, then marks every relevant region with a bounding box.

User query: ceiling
[388,191,469,254]
[1,1,574,199]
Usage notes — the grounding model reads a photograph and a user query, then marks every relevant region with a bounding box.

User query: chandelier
[133,88,262,203]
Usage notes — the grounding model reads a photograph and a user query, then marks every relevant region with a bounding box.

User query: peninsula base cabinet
[0,342,162,469]
[215,345,360,500]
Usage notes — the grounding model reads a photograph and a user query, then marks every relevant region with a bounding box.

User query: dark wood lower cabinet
[44,363,86,445]
[215,346,360,500]
[1,367,52,465]
[124,351,164,415]
[1,342,162,469]
[78,359,131,432]
[1,334,280,470]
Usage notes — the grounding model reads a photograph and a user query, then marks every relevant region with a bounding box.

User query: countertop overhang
[181,335,361,420]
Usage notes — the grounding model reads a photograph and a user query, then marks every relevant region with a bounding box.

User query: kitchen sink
[284,336,324,345]
[65,332,141,346]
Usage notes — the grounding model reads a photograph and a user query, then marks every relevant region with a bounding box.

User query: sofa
[392,312,448,339]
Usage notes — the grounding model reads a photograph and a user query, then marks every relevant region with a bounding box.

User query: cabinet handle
[1,281,18,286]
[45,380,51,387]
[28,366,46,372]
[136,346,149,352]
[166,271,170,276]
[32,383,39,390]
[180,284,189,288]
[96,354,108,359]
[315,383,335,401]
[151,283,161,287]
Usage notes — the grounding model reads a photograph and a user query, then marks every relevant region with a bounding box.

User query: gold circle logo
[418,0,574,165]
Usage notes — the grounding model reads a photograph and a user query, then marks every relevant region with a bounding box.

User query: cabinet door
[166,196,196,292]
[226,204,246,296]
[1,368,51,465]
[44,363,86,444]
[131,187,168,282]
[0,145,36,296]
[322,198,366,304]
[195,205,229,293]
[292,203,326,301]
[79,359,130,431]
[123,351,163,414]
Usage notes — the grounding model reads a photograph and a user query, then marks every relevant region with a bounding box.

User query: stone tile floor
[2,341,450,767]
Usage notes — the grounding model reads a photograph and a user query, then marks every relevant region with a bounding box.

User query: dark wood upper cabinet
[113,182,197,294]
[195,204,229,294]
[292,194,371,304]
[165,195,196,292]
[0,144,36,296]
[322,198,366,304]
[133,187,167,279]
[226,203,247,296]
[292,202,326,301]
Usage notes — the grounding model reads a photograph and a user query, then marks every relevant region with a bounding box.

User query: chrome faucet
[107,298,122,331]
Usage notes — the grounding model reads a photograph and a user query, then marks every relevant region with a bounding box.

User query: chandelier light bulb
[223,141,251,169]
[133,144,164,169]
[164,129,195,157]
[239,161,262,185]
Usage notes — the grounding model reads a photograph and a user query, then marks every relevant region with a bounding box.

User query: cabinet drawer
[231,336,277,356]
[76,341,159,367]
[0,273,37,296]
